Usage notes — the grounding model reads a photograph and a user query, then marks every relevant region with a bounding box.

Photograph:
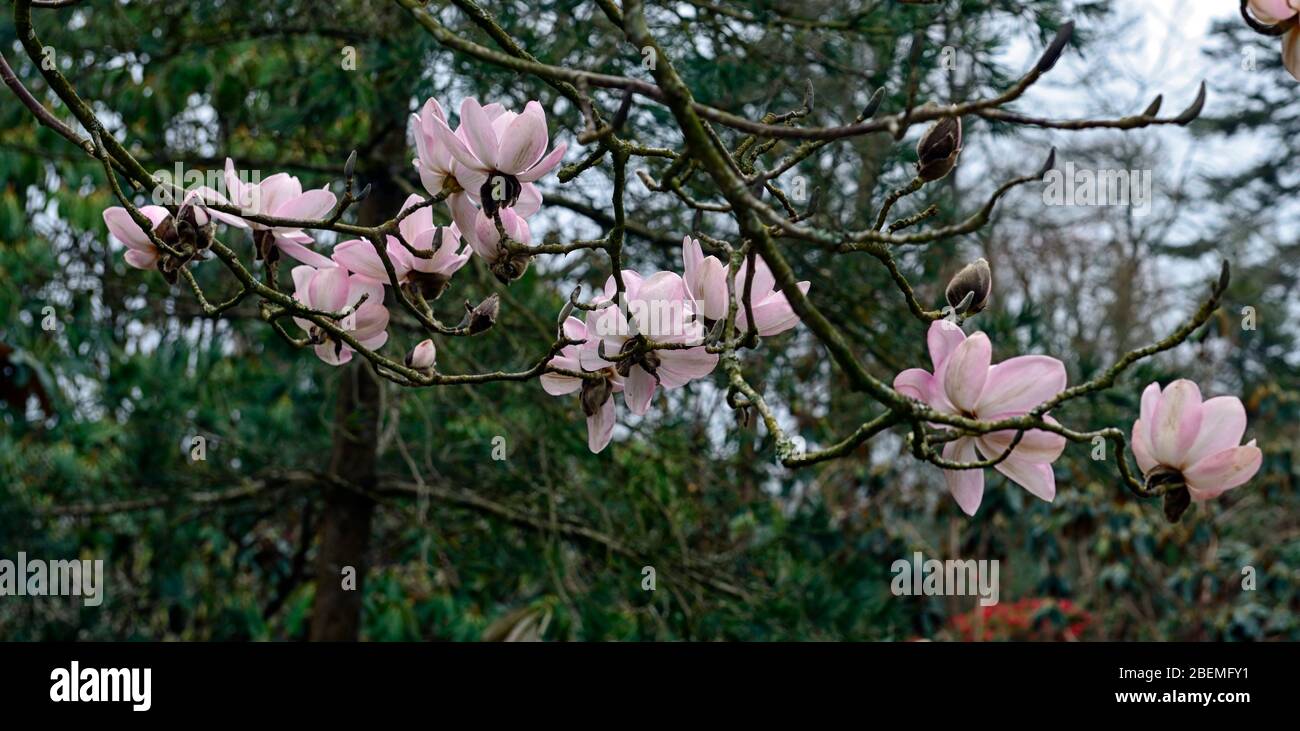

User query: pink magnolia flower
[428,97,565,217]
[290,264,390,366]
[580,271,719,415]
[894,320,1068,515]
[333,195,470,293]
[449,192,532,283]
[1130,380,1262,502]
[202,159,337,267]
[412,99,542,218]
[103,205,171,270]
[542,317,625,453]
[394,194,471,279]
[332,237,413,286]
[681,236,809,336]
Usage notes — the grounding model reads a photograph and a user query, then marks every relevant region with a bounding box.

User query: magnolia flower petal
[894,368,933,403]
[1139,381,1161,448]
[1151,379,1203,467]
[586,395,617,453]
[976,355,1067,415]
[739,282,808,336]
[277,238,335,269]
[103,206,168,251]
[123,248,159,270]
[309,266,351,313]
[941,331,991,414]
[977,420,1067,464]
[657,347,719,388]
[496,101,549,175]
[459,97,499,170]
[927,319,967,371]
[516,142,567,183]
[624,366,657,415]
[1131,419,1158,475]
[314,341,353,366]
[274,188,336,223]
[986,451,1057,503]
[1184,441,1263,501]
[1183,396,1248,469]
[942,437,985,516]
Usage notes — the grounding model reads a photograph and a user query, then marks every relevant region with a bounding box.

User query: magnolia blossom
[1130,380,1262,502]
[681,236,808,336]
[580,271,719,416]
[429,97,565,217]
[333,194,469,295]
[449,192,532,283]
[103,205,171,270]
[541,317,625,453]
[894,320,1068,516]
[412,98,543,218]
[201,159,336,267]
[290,264,389,366]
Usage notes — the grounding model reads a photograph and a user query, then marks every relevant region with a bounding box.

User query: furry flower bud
[916,117,963,182]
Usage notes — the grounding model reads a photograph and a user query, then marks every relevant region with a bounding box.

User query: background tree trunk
[308,131,406,641]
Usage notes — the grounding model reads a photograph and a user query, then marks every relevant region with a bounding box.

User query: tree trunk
[308,130,406,641]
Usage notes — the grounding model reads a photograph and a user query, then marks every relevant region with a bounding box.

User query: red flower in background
[948,598,1091,641]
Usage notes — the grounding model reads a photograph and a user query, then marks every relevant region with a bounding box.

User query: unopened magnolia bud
[916,117,963,182]
[467,294,500,335]
[945,258,992,315]
[405,338,437,372]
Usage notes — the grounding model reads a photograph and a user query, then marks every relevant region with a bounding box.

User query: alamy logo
[1042,161,1152,216]
[890,551,1000,607]
[50,661,151,712]
[0,552,104,607]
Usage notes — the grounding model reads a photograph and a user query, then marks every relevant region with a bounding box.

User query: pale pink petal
[977,418,1067,465]
[459,97,499,170]
[1184,441,1263,501]
[103,206,166,251]
[541,367,582,396]
[942,437,985,516]
[273,188,336,224]
[516,142,567,183]
[1139,381,1161,448]
[941,331,991,414]
[1151,379,1203,467]
[623,366,657,415]
[927,319,967,370]
[496,101,549,175]
[976,355,1067,415]
[982,450,1057,503]
[1131,419,1158,475]
[430,115,487,173]
[894,368,933,403]
[657,347,719,388]
[513,183,542,218]
[739,282,808,336]
[309,266,350,313]
[277,238,335,269]
[586,396,617,453]
[257,173,300,217]
[1183,396,1248,469]
[123,249,159,270]
[314,342,353,366]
